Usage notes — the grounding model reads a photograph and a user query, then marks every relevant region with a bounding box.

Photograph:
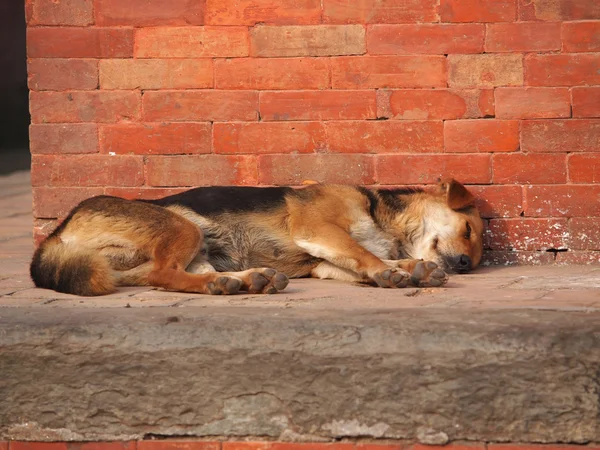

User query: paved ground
[1,170,599,309]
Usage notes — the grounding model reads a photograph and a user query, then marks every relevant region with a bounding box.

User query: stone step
[1,304,599,443]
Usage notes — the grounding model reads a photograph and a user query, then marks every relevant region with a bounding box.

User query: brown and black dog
[30,179,483,296]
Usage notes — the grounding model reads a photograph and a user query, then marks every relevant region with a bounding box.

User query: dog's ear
[438,178,475,210]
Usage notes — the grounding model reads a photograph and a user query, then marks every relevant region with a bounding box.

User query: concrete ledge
[2,305,600,443]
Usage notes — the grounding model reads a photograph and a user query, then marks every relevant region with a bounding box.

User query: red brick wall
[26,0,600,264]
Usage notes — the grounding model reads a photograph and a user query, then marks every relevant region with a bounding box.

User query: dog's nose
[456,254,472,273]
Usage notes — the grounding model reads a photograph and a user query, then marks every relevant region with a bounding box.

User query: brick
[525,185,600,217]
[104,187,188,200]
[444,120,519,153]
[367,24,484,55]
[26,0,92,25]
[135,27,249,58]
[478,90,496,117]
[562,21,600,52]
[230,446,356,450]
[100,123,212,155]
[137,442,219,450]
[376,154,491,184]
[467,185,523,218]
[250,25,365,57]
[525,54,600,87]
[28,58,98,91]
[213,122,326,154]
[215,58,329,90]
[270,445,354,450]
[555,251,600,265]
[481,250,554,265]
[381,89,494,120]
[569,154,600,183]
[260,90,376,121]
[439,0,516,22]
[205,0,321,25]
[448,54,523,88]
[487,218,568,251]
[521,119,600,153]
[331,56,446,89]
[81,444,136,450]
[30,123,98,154]
[572,87,600,118]
[488,445,597,450]
[485,22,561,52]
[146,155,258,186]
[493,153,567,184]
[568,218,600,250]
[10,444,67,450]
[68,443,137,450]
[32,187,104,218]
[95,0,204,26]
[222,444,273,450]
[143,90,258,121]
[495,87,570,119]
[99,59,213,89]
[326,121,444,153]
[33,218,59,245]
[356,445,403,450]
[31,155,144,187]
[259,154,374,185]
[27,27,134,58]
[519,0,600,20]
[30,91,140,123]
[323,0,438,23]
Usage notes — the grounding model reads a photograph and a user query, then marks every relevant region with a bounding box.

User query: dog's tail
[30,236,116,296]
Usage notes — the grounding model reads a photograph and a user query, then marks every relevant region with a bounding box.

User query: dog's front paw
[246,268,290,294]
[410,261,448,287]
[372,268,410,288]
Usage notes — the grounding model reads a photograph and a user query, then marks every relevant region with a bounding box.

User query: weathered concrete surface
[1,307,600,443]
[2,171,600,444]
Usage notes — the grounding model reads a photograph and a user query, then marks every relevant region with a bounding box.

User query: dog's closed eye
[464,222,471,240]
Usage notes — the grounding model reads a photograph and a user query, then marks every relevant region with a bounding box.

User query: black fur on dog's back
[148,186,293,215]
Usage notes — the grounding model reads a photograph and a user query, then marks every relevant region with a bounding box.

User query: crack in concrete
[0,233,32,243]
[498,276,527,289]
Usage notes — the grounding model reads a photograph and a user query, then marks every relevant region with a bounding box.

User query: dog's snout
[445,254,472,273]
[456,254,472,273]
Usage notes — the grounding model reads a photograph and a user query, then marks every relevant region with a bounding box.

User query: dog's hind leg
[228,268,289,294]
[95,212,241,295]
[186,260,289,294]
[143,222,245,295]
[144,224,289,294]
[383,259,448,287]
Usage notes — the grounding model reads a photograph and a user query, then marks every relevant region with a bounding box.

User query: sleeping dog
[31,178,483,296]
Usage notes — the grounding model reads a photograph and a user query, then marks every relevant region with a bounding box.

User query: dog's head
[402,179,484,273]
